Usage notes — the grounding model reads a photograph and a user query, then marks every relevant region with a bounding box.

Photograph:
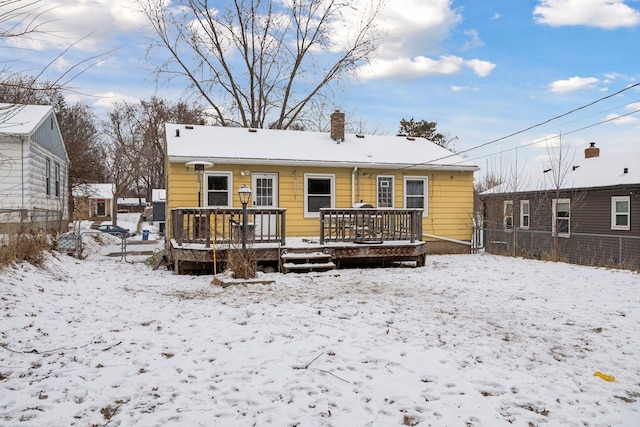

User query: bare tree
[138,0,381,129]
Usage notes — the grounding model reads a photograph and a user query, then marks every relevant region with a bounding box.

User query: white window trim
[552,198,571,237]
[376,175,395,208]
[611,196,630,231]
[519,200,530,230]
[403,176,428,215]
[204,171,233,207]
[503,200,514,230]
[304,173,335,218]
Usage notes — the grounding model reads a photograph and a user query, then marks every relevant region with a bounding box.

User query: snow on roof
[0,103,53,135]
[482,151,640,195]
[152,189,166,202]
[165,124,478,171]
[72,183,114,199]
[118,198,146,206]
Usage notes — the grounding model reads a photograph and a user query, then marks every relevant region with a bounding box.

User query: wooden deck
[167,208,426,274]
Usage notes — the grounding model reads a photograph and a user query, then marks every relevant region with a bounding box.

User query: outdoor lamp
[238,185,252,251]
[185,161,213,207]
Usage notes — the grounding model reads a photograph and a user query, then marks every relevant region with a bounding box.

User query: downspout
[351,167,358,206]
[21,137,25,209]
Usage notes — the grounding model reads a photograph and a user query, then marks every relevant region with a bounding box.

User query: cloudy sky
[3,0,639,177]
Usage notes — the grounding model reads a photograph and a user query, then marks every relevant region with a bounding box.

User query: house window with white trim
[304,174,334,217]
[404,176,428,212]
[503,200,513,229]
[552,198,570,237]
[377,176,394,207]
[45,158,51,196]
[206,172,233,206]
[54,163,61,198]
[520,200,530,229]
[611,196,630,230]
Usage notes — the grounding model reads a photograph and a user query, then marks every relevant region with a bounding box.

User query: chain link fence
[482,228,640,271]
[0,208,66,232]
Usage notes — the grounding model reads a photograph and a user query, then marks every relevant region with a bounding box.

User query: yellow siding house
[165,112,478,253]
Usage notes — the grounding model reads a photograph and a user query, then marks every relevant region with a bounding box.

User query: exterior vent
[248,128,258,133]
[356,134,365,138]
[624,167,629,174]
[175,129,180,137]
[185,125,194,129]
[406,136,415,141]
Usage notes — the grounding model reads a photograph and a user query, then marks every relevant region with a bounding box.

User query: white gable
[166,124,478,171]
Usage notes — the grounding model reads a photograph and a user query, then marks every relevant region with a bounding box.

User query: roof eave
[168,156,479,172]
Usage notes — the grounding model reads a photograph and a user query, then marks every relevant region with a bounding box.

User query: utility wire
[451,107,640,166]
[408,82,640,168]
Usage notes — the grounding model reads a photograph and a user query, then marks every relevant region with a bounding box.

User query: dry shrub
[226,247,257,279]
[0,225,50,269]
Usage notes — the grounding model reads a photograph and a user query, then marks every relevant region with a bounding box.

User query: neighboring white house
[0,104,70,227]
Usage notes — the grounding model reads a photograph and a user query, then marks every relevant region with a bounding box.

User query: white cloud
[2,0,150,52]
[91,92,141,109]
[491,13,501,20]
[549,76,599,93]
[605,113,639,125]
[465,59,496,77]
[534,0,640,29]
[360,55,496,80]
[462,29,484,51]
[451,86,478,92]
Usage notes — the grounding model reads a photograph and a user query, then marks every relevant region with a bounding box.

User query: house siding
[166,161,476,244]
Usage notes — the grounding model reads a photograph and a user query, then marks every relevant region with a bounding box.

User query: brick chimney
[330,110,345,142]
[585,142,600,158]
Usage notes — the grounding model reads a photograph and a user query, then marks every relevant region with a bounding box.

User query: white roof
[165,124,478,171]
[72,183,114,199]
[152,189,166,202]
[0,103,53,135]
[118,198,146,206]
[483,151,640,194]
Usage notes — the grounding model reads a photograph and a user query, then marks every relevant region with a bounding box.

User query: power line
[452,107,640,166]
[408,82,640,168]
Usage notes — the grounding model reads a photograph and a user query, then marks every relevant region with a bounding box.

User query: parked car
[96,224,131,238]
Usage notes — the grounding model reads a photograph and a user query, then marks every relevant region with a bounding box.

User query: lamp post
[185,161,213,207]
[237,185,252,252]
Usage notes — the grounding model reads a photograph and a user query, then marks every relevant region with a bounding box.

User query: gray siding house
[480,144,640,270]
[0,104,70,229]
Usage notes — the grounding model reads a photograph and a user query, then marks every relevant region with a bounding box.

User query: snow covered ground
[1,245,639,426]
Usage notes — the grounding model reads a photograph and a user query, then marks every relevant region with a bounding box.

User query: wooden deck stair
[281,248,336,273]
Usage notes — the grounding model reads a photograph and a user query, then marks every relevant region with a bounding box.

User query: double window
[552,198,570,237]
[206,172,233,206]
[304,174,334,217]
[377,176,394,208]
[404,176,428,213]
[611,196,630,231]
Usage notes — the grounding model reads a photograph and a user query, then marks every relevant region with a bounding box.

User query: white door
[252,173,279,239]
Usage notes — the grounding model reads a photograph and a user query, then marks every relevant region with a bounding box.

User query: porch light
[238,185,252,205]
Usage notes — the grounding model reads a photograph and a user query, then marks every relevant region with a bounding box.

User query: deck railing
[171,208,286,247]
[319,208,423,244]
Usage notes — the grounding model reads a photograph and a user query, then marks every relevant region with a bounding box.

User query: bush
[0,225,50,269]
[225,247,257,279]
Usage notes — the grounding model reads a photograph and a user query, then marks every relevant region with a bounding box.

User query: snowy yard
[1,250,639,426]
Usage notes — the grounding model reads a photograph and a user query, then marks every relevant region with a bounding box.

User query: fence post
[619,236,623,269]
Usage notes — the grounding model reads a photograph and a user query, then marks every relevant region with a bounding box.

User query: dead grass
[0,225,50,269]
[225,246,257,279]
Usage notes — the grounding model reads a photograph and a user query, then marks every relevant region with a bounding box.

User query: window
[611,196,630,230]
[45,158,51,196]
[377,176,394,207]
[205,172,232,206]
[552,198,570,237]
[404,177,428,213]
[503,200,513,229]
[54,163,60,198]
[520,200,530,229]
[304,174,334,217]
